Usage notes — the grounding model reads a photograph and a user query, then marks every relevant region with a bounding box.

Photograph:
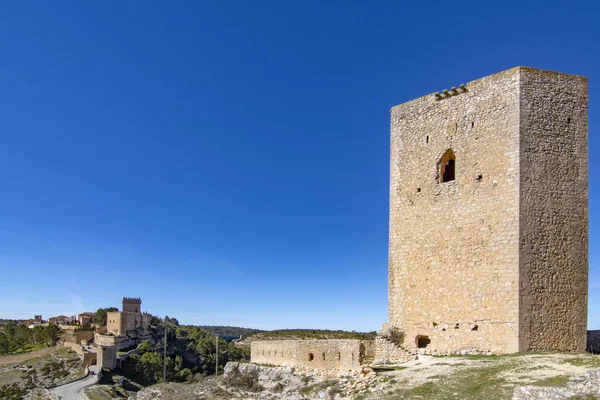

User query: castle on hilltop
[381,66,588,356]
[107,297,150,336]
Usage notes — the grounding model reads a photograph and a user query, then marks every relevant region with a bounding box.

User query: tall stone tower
[122,297,141,313]
[387,67,588,355]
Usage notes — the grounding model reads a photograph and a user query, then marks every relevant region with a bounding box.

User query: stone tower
[97,345,117,370]
[122,297,141,313]
[386,67,588,355]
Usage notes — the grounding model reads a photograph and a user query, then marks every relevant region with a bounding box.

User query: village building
[78,312,95,326]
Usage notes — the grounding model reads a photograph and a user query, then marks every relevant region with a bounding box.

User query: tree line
[0,322,61,355]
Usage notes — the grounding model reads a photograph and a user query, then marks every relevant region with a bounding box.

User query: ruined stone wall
[388,68,521,354]
[518,68,588,352]
[251,340,373,372]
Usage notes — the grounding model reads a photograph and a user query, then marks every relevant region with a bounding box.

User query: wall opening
[417,187,421,193]
[471,324,479,331]
[322,352,326,361]
[338,352,341,361]
[439,149,456,183]
[416,335,431,348]
[308,353,314,361]
[426,136,429,143]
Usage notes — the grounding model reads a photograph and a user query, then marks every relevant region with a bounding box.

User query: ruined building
[251,340,374,373]
[251,67,589,370]
[382,66,588,355]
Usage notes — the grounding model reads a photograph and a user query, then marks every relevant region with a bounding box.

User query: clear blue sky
[0,1,598,332]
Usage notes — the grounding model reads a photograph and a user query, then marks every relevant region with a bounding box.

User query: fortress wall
[388,68,521,354]
[97,345,117,370]
[251,340,373,372]
[64,331,95,344]
[518,69,588,352]
[123,312,145,332]
[94,333,136,350]
[107,311,123,336]
[63,341,84,355]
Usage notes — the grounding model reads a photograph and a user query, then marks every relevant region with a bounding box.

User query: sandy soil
[0,345,58,367]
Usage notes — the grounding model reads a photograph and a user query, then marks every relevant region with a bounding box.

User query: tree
[177,368,193,382]
[138,340,152,355]
[93,307,118,326]
[43,324,61,346]
[32,326,46,345]
[0,333,9,355]
[138,351,163,382]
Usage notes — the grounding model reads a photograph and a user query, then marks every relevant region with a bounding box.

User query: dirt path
[0,345,59,367]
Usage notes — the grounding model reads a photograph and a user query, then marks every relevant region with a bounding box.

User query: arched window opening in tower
[416,335,431,348]
[440,150,456,183]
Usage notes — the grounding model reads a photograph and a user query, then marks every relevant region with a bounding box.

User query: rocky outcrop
[136,362,378,400]
[513,370,600,400]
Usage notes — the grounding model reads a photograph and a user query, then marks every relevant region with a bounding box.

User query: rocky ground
[134,353,600,400]
[0,347,84,399]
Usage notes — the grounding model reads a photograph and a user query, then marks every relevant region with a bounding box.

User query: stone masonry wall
[64,331,95,344]
[63,341,84,355]
[251,340,373,373]
[107,311,124,336]
[97,345,117,370]
[518,68,588,352]
[107,311,150,336]
[387,66,588,355]
[388,68,521,354]
[122,297,141,313]
[94,332,136,350]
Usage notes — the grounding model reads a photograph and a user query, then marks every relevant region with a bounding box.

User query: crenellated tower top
[122,297,142,313]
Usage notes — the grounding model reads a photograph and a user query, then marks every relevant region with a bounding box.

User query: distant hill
[198,326,264,342]
[236,329,377,348]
